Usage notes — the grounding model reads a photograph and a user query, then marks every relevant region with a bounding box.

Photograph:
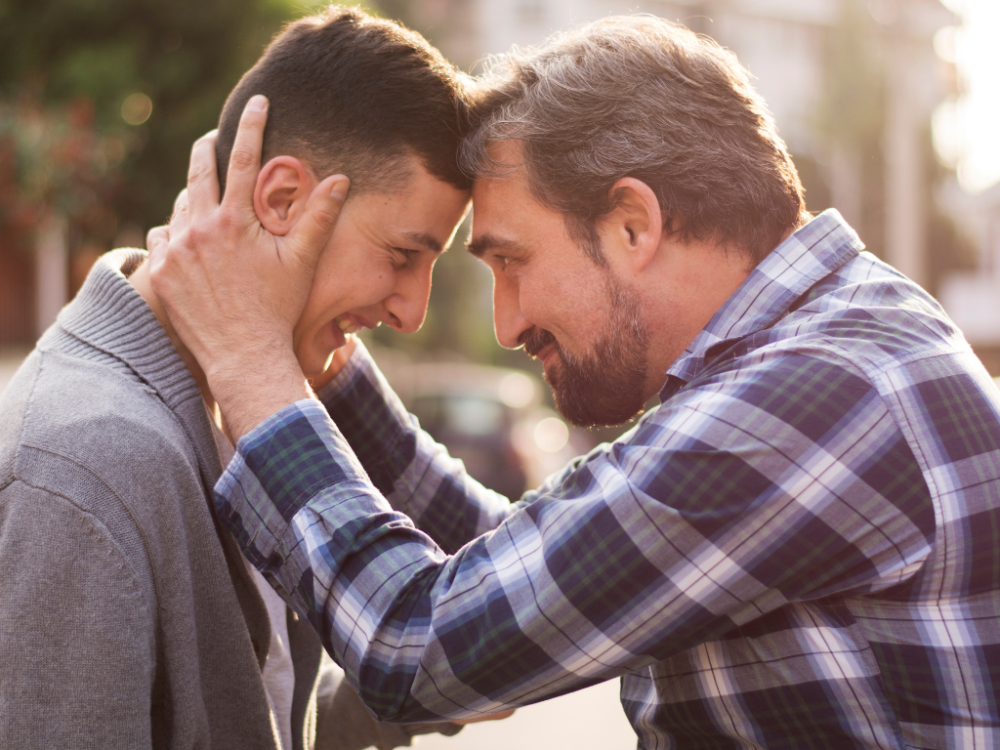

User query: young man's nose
[492,275,531,350]
[383,268,432,333]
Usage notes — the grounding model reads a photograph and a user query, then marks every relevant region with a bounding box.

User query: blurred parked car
[370,346,592,500]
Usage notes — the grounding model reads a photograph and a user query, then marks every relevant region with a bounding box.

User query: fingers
[187,130,220,220]
[223,95,270,222]
[146,225,169,265]
[285,174,350,271]
[169,188,192,233]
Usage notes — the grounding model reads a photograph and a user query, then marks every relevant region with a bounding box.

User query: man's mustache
[523,327,557,359]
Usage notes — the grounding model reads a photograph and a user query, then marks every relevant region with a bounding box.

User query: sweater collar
[50,249,220,487]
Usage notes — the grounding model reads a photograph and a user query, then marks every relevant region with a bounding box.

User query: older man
[152,16,1000,749]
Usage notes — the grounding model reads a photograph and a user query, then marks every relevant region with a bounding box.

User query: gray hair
[460,15,806,264]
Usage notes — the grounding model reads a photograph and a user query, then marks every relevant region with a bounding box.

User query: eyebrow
[401,231,445,254]
[465,233,521,258]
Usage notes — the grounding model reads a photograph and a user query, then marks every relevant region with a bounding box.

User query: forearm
[216,352,938,726]
[216,401,647,721]
[209,345,315,444]
[317,341,515,550]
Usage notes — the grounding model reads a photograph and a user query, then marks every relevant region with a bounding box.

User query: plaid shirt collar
[660,209,865,400]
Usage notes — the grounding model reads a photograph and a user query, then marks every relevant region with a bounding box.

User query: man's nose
[492,273,531,350]
[383,265,432,333]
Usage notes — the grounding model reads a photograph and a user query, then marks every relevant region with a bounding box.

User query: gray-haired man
[152,16,1000,749]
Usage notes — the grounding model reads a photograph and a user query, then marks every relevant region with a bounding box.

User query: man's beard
[523,277,650,428]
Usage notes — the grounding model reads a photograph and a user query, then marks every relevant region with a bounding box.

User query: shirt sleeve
[314,340,517,553]
[313,650,461,750]
[215,350,934,724]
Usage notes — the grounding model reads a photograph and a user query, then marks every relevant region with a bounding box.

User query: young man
[0,8,475,748]
[153,14,1000,750]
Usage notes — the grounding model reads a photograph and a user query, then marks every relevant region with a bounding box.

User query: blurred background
[1,0,998,746]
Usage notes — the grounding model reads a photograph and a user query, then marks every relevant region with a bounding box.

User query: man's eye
[392,247,418,262]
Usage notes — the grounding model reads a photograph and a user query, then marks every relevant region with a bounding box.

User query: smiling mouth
[523,327,558,359]
[334,316,362,335]
[334,315,382,336]
[536,343,558,368]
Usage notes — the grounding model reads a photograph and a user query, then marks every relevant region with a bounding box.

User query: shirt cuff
[214,398,372,568]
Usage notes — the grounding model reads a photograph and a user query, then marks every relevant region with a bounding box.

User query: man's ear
[253,156,316,237]
[599,177,663,273]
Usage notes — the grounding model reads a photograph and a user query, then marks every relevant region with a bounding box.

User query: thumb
[285,174,350,271]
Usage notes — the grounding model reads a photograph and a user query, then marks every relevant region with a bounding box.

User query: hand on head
[146,95,350,440]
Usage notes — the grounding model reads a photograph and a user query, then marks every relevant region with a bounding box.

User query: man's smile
[523,327,560,372]
[333,313,380,336]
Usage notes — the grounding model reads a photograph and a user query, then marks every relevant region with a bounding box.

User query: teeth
[335,317,361,334]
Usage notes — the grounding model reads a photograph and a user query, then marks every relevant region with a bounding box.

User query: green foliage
[0,96,125,251]
[0,0,326,234]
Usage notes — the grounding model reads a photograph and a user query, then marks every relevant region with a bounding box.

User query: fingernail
[248,95,268,112]
[330,179,349,202]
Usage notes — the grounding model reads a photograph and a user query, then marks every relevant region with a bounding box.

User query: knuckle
[187,163,213,186]
[228,147,257,172]
[311,204,339,228]
[186,224,209,247]
[146,226,167,248]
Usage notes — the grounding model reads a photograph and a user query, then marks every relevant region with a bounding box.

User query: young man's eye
[392,247,418,263]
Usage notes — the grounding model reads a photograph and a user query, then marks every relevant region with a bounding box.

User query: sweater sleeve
[0,479,156,749]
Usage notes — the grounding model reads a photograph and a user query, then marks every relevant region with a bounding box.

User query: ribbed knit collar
[47,248,221,490]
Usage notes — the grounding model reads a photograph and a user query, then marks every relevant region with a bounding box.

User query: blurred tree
[0,0,328,235]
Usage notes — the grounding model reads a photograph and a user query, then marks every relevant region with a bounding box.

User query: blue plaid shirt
[217,211,1000,749]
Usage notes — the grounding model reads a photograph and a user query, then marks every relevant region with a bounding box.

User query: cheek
[519,273,569,324]
[356,266,394,304]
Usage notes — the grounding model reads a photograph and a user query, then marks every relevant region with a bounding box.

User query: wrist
[208,351,314,443]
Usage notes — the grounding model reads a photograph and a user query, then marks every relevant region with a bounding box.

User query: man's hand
[147,95,349,441]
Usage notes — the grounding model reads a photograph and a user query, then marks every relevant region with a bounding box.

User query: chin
[296,349,332,379]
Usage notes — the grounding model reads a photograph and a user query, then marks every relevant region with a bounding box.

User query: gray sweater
[0,250,451,750]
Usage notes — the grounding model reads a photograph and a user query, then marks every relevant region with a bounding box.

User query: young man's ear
[253,156,316,236]
[599,176,663,274]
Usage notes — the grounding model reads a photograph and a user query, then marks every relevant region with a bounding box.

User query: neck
[639,239,755,398]
[129,260,217,413]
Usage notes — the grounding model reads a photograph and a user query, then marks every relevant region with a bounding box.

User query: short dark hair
[461,16,807,265]
[216,6,471,195]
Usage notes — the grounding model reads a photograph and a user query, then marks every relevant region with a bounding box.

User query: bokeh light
[121,93,152,126]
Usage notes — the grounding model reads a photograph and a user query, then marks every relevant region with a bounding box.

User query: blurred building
[939,180,1000,372]
[411,0,958,292]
